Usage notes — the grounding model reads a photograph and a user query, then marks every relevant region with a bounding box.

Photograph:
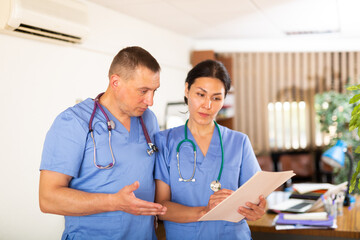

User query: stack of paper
[292,183,335,194]
[290,183,336,200]
[274,212,337,230]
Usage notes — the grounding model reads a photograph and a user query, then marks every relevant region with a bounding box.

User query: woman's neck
[187,118,215,137]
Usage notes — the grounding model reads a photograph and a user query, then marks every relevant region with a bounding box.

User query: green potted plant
[347,85,360,193]
[315,89,360,193]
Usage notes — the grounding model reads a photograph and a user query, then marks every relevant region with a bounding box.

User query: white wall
[0,2,193,239]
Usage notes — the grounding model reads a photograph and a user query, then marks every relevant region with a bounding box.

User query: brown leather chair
[256,155,274,172]
[279,153,315,183]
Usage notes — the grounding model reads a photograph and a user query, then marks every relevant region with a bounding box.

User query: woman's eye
[197,93,205,97]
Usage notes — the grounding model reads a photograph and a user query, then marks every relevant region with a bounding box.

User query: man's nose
[144,92,154,106]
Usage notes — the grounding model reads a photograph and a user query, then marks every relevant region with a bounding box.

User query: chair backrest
[280,153,315,179]
[256,155,274,172]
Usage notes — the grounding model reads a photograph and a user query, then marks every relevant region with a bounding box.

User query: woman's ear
[185,82,189,98]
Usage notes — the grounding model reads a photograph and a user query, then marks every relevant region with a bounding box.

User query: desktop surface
[248,195,360,239]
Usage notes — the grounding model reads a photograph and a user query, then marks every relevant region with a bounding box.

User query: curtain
[222,52,360,155]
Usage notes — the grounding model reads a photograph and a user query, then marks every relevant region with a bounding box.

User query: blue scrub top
[40,98,159,240]
[155,124,261,240]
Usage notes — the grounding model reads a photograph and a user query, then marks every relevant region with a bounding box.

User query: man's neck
[98,91,131,131]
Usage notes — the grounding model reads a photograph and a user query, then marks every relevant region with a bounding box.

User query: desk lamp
[321,140,354,206]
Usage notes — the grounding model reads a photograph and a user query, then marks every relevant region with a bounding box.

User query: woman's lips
[199,112,209,118]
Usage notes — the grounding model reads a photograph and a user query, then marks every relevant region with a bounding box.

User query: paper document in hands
[198,171,295,223]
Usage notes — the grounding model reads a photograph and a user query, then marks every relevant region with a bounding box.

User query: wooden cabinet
[215,117,233,129]
[191,50,233,81]
[190,50,216,66]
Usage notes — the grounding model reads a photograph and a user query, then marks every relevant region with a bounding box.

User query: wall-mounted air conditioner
[0,0,89,44]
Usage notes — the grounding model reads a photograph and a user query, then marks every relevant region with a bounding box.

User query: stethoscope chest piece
[147,143,158,156]
[210,180,221,192]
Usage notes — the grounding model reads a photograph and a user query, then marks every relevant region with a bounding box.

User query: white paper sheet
[198,171,295,222]
[292,183,335,194]
[283,212,328,220]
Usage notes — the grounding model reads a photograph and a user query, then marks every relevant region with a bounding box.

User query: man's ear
[185,82,189,98]
[110,74,120,88]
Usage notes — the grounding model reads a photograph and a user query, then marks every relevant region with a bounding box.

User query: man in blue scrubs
[39,46,166,240]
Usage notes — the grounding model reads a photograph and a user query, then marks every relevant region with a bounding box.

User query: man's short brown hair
[108,46,160,80]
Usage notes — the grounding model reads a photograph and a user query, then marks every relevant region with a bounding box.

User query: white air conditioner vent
[0,0,89,44]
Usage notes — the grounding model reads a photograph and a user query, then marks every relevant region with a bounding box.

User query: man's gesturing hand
[112,181,167,216]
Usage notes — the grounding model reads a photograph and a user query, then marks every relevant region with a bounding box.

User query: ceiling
[87,0,360,40]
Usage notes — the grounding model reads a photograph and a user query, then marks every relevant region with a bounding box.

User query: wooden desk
[248,195,360,239]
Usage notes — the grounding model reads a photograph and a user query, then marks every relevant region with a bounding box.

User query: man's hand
[112,181,167,216]
[39,170,165,217]
[203,189,233,214]
[237,195,266,221]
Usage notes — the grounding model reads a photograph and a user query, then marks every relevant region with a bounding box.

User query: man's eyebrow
[138,87,159,91]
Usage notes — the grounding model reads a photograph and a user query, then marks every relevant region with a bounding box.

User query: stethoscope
[88,92,158,169]
[176,119,224,192]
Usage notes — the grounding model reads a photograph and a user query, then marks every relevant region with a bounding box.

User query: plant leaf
[349,94,360,104]
[350,161,360,193]
[347,85,360,91]
[351,104,360,115]
[355,146,360,154]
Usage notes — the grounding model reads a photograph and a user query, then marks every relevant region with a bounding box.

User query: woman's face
[185,77,225,126]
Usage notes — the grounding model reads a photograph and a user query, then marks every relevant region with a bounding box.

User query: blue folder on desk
[276,213,334,227]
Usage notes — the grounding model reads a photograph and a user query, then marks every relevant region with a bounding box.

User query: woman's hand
[203,189,233,215]
[237,195,266,221]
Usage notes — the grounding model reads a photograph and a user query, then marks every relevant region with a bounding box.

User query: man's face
[114,66,160,117]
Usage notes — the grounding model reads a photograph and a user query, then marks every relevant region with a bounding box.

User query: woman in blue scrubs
[155,60,266,239]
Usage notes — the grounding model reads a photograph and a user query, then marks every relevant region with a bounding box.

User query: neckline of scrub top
[88,98,140,143]
[185,124,222,166]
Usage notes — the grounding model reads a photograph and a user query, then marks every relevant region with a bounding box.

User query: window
[268,101,307,150]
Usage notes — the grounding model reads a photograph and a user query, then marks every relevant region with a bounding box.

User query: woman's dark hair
[184,60,231,104]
